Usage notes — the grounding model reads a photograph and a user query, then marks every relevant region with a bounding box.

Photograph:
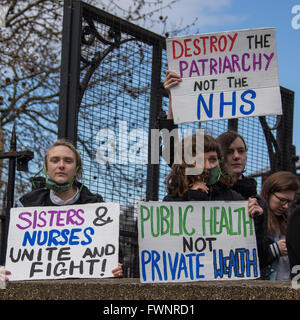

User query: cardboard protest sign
[166,28,282,124]
[5,203,119,281]
[138,201,260,283]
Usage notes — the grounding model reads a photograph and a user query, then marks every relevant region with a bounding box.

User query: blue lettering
[177,253,189,279]
[195,253,205,279]
[151,250,162,281]
[240,89,256,115]
[219,92,236,118]
[197,93,213,120]
[141,250,151,282]
[213,248,258,279]
[246,248,258,277]
[213,249,224,278]
[168,252,179,280]
[22,231,36,246]
[81,227,94,245]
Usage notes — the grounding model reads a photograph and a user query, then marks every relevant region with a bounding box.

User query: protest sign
[5,203,119,281]
[166,28,282,124]
[138,201,260,283]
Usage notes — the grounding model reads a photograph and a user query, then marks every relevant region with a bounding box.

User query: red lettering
[200,36,209,55]
[193,38,201,56]
[218,35,227,52]
[172,40,184,59]
[184,38,193,57]
[210,36,218,53]
[228,32,238,51]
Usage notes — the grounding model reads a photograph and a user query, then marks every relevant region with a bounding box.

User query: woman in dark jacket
[163,134,245,203]
[18,138,123,278]
[163,134,262,219]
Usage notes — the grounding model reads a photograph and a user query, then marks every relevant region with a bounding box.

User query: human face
[268,190,296,216]
[225,137,247,175]
[46,145,77,184]
[204,151,219,169]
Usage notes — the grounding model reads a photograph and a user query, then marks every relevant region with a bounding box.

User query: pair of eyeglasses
[272,193,294,206]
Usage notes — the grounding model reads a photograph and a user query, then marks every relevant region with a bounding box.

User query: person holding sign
[18,139,123,278]
[260,171,300,280]
[163,133,263,218]
[161,71,263,211]
[216,130,258,199]
[20,139,104,206]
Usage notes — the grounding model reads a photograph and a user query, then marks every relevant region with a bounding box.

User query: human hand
[112,263,123,278]
[163,70,182,93]
[190,181,209,194]
[277,240,288,256]
[0,266,11,281]
[248,197,264,217]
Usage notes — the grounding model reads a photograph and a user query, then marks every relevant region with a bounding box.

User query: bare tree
[0,0,195,204]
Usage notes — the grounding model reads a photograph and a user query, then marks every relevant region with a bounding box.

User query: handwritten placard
[166,28,282,124]
[138,201,260,283]
[5,203,119,281]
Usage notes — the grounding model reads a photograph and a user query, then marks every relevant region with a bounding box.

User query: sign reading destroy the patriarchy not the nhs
[138,201,260,283]
[5,203,119,281]
[166,28,282,124]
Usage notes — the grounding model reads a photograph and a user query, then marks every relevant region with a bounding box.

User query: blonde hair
[45,139,82,179]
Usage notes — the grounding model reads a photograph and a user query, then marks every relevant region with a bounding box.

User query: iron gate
[56,0,298,276]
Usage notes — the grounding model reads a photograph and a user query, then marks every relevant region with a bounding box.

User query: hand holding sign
[166,28,282,124]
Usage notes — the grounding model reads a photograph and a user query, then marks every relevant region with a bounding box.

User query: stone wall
[0,278,300,300]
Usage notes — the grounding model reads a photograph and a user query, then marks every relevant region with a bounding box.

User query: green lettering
[160,206,170,236]
[151,206,160,237]
[213,207,221,235]
[220,206,230,234]
[183,205,195,236]
[170,206,182,236]
[140,205,150,238]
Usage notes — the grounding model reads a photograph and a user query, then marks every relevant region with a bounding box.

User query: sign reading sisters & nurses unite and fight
[5,203,119,281]
[138,201,260,283]
[166,28,282,124]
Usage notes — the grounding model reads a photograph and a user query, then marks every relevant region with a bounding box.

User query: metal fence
[0,0,297,273]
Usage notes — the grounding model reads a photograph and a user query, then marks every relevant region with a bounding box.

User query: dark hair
[165,134,233,198]
[261,171,300,236]
[216,130,247,158]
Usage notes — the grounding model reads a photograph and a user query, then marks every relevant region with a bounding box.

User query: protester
[19,139,123,278]
[20,139,104,206]
[260,171,300,280]
[286,194,300,279]
[161,71,262,215]
[216,130,258,199]
[163,133,263,218]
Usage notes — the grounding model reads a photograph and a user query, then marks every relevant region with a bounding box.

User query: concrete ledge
[1,278,300,300]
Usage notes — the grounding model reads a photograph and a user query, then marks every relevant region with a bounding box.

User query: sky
[96,0,300,157]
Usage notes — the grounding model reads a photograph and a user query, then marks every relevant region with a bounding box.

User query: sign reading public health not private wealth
[5,203,119,281]
[138,201,260,283]
[166,28,282,124]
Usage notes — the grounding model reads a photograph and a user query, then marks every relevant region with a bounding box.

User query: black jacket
[232,176,258,199]
[287,196,300,278]
[19,184,104,207]
[163,181,244,202]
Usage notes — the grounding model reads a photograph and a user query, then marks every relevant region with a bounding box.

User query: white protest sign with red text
[166,28,282,124]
